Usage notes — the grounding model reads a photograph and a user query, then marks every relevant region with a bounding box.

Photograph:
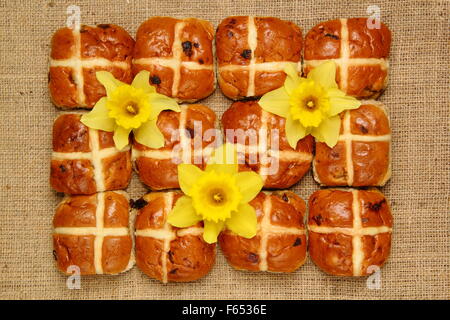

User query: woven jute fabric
[0,0,448,300]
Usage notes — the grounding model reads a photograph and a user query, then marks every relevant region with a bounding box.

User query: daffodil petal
[235,171,263,203]
[284,63,302,94]
[167,196,202,228]
[311,115,341,148]
[328,89,361,116]
[285,116,307,149]
[205,164,237,175]
[225,203,257,239]
[131,70,156,94]
[205,143,238,174]
[203,220,224,244]
[80,97,115,131]
[305,126,313,136]
[326,87,346,98]
[148,93,181,120]
[134,119,165,149]
[113,126,131,150]
[178,163,205,196]
[258,87,290,117]
[307,60,338,89]
[96,71,126,96]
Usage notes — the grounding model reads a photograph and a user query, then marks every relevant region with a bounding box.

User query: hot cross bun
[221,100,314,189]
[308,188,393,276]
[313,101,391,187]
[132,17,215,102]
[304,18,391,99]
[50,114,132,195]
[134,192,216,283]
[219,191,307,272]
[132,104,217,190]
[216,16,302,100]
[49,24,134,109]
[53,191,134,275]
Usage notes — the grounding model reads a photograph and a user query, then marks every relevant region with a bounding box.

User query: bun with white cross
[308,188,393,276]
[132,17,215,103]
[216,16,302,100]
[50,114,132,195]
[132,104,217,190]
[49,24,134,109]
[134,192,216,283]
[313,101,391,187]
[304,18,391,99]
[221,100,314,189]
[52,191,134,275]
[219,191,307,272]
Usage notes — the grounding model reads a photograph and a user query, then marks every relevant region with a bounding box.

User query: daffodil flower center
[190,171,241,223]
[210,189,225,204]
[106,85,151,130]
[289,79,330,128]
[126,102,139,115]
[304,96,317,110]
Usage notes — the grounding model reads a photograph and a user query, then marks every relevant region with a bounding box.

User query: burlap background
[0,0,448,300]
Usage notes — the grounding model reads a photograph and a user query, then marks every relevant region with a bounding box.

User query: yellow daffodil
[81,71,180,150]
[167,143,263,244]
[259,61,361,148]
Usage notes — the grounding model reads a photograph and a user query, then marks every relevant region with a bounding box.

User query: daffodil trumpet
[259,61,361,148]
[81,70,180,150]
[167,143,264,244]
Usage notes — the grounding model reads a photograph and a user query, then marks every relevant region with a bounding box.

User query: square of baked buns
[50,113,132,195]
[221,100,314,189]
[132,17,215,102]
[47,16,394,280]
[132,104,217,190]
[313,100,391,187]
[134,192,216,283]
[304,18,391,99]
[53,191,134,275]
[219,191,307,273]
[308,188,393,276]
[216,16,302,100]
[49,24,134,109]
